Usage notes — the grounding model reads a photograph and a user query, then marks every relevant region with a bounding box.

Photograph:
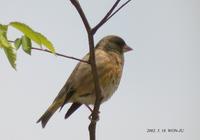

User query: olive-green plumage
[37,35,132,128]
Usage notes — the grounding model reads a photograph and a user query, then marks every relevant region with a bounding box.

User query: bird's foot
[85,105,100,122]
[85,104,100,113]
[88,112,100,122]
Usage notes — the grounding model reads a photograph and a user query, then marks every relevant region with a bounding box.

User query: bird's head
[96,35,132,55]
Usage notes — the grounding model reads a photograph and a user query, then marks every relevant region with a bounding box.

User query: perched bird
[37,35,132,128]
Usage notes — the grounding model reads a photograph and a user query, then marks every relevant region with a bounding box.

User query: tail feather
[37,100,62,128]
[37,110,54,128]
[37,86,75,128]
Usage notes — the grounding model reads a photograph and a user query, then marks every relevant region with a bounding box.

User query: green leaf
[0,34,10,48]
[9,22,55,53]
[22,35,32,55]
[0,24,8,34]
[3,45,17,69]
[0,24,16,69]
[14,38,22,50]
[0,24,9,48]
[9,22,41,46]
[36,32,55,53]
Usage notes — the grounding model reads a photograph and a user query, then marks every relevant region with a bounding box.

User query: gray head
[96,35,132,55]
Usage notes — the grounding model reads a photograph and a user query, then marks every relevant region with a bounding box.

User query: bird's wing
[58,49,111,106]
[73,51,110,89]
[56,53,90,108]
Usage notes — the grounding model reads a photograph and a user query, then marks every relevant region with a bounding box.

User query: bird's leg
[85,104,100,121]
[85,104,93,112]
[87,87,104,121]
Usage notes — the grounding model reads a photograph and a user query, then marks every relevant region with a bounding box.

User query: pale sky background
[0,0,199,140]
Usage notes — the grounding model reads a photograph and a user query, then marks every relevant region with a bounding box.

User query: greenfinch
[37,35,132,128]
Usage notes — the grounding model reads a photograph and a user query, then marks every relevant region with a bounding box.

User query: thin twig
[106,0,132,22]
[31,47,89,64]
[92,0,121,34]
[70,0,91,33]
[8,40,88,63]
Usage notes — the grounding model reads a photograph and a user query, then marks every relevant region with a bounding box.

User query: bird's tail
[36,102,60,128]
[37,94,66,128]
[37,85,75,128]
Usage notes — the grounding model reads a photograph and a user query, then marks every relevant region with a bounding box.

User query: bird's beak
[123,45,133,53]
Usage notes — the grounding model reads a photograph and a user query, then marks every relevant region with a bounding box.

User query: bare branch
[106,0,132,22]
[70,0,91,33]
[8,40,89,63]
[92,0,132,34]
[92,0,121,34]
[31,47,89,64]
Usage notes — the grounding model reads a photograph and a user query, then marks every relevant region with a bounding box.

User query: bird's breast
[100,54,124,102]
[70,50,124,105]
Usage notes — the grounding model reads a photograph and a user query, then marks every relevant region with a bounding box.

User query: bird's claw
[88,113,100,122]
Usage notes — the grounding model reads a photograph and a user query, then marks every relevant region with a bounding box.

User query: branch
[106,0,132,22]
[70,0,91,33]
[92,0,132,34]
[92,0,121,34]
[31,47,89,64]
[8,40,89,63]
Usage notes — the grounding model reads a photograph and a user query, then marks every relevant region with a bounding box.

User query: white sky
[0,0,200,140]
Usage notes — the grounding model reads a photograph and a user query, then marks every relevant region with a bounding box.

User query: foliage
[0,21,55,69]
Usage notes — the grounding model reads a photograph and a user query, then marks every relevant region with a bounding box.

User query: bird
[37,35,132,128]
